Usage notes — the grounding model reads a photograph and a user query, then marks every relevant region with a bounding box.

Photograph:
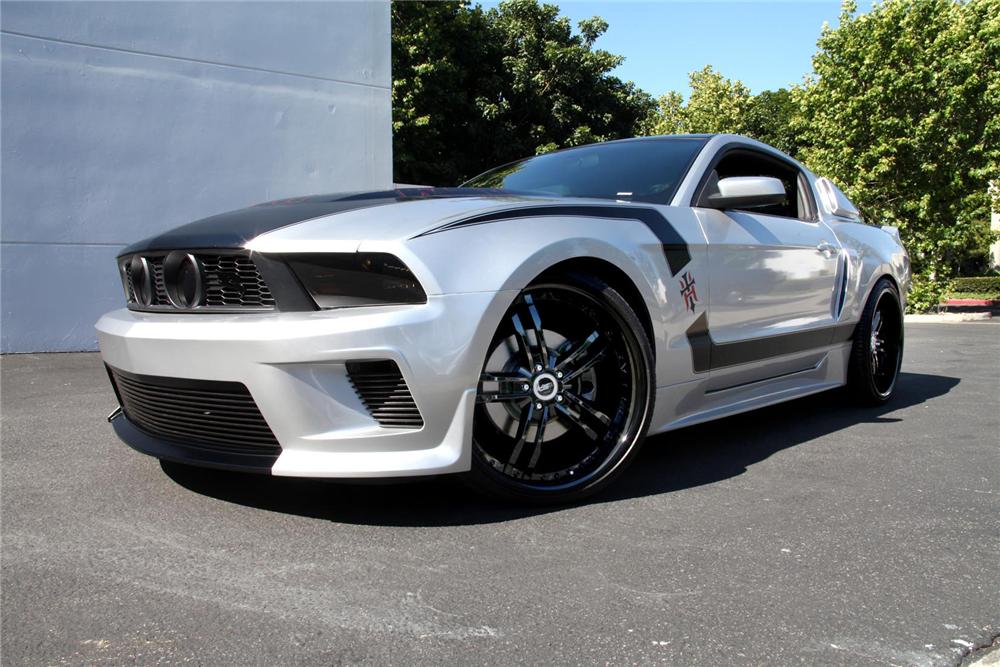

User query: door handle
[816,242,838,258]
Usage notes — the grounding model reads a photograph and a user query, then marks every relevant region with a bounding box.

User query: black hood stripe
[418,204,691,277]
[119,188,517,256]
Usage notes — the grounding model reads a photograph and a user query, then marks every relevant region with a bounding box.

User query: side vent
[346,360,424,429]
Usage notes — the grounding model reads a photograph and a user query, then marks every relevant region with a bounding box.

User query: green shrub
[906,275,946,314]
[949,277,1000,294]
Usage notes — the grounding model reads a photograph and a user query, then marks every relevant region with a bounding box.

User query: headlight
[284,253,427,309]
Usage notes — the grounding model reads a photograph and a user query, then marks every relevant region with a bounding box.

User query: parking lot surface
[2,322,998,665]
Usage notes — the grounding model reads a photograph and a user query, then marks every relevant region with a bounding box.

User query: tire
[847,277,904,405]
[466,273,655,504]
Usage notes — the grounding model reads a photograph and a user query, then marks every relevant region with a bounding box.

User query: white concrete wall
[1,1,392,352]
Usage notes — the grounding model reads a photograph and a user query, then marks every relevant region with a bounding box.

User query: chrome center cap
[532,372,560,402]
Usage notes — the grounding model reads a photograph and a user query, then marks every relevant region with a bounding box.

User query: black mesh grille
[201,254,275,308]
[108,367,281,457]
[121,251,275,311]
[124,262,136,301]
[347,360,424,429]
[150,257,169,304]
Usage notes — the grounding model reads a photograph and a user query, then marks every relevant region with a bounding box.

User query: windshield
[462,137,708,204]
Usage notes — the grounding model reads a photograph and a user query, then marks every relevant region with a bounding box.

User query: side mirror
[701,176,787,210]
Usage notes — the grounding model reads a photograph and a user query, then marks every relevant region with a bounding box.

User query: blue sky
[478,1,876,98]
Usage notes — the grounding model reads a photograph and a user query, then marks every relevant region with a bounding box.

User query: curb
[905,312,993,323]
[965,640,1000,667]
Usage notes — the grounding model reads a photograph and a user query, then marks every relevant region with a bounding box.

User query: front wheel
[467,274,655,504]
[848,277,904,405]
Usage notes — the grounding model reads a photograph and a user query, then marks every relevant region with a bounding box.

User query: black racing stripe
[120,188,518,255]
[423,205,692,277]
[685,312,856,373]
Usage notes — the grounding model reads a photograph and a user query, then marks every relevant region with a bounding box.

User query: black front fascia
[685,312,856,373]
[421,205,692,277]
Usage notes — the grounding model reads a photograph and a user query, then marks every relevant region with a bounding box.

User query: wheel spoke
[511,313,538,370]
[476,388,530,404]
[563,390,611,427]
[478,371,532,404]
[506,402,535,467]
[555,403,599,440]
[872,310,883,336]
[480,370,531,382]
[523,294,550,367]
[556,331,600,373]
[561,342,608,382]
[526,406,548,469]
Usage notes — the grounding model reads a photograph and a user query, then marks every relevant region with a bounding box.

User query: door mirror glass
[701,175,787,210]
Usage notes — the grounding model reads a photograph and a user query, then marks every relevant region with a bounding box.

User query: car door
[692,147,844,379]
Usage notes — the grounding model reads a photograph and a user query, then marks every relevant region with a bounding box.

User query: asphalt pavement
[2,322,998,666]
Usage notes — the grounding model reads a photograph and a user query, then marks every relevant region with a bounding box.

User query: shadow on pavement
[161,371,959,527]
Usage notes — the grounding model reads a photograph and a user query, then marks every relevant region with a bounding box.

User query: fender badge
[679,271,699,312]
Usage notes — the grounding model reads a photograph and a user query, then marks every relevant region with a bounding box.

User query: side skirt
[704,359,824,395]
[649,344,852,436]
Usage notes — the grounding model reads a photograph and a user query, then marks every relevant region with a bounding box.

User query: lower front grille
[107,366,281,457]
[346,360,424,429]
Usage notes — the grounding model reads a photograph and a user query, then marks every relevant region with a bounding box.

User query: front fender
[827,220,911,319]
[375,208,709,389]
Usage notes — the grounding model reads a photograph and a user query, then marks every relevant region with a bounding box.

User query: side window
[709,149,812,220]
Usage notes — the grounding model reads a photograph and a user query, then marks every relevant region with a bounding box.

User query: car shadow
[161,371,959,527]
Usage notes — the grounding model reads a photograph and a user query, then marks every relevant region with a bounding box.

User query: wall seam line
[1,29,391,91]
[2,241,126,247]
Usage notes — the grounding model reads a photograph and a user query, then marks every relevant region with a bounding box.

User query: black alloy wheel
[468,274,654,503]
[849,277,903,405]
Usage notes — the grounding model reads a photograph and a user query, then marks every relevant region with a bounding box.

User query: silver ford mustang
[97,134,910,503]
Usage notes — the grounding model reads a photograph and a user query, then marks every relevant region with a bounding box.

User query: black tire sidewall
[849,278,903,405]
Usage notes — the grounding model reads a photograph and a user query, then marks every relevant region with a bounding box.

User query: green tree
[391,2,498,185]
[391,0,654,185]
[682,65,753,134]
[644,90,685,135]
[643,67,802,158]
[796,0,999,307]
[743,88,801,158]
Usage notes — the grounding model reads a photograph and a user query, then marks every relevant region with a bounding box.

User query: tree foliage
[391,2,496,185]
[391,0,654,185]
[796,0,1000,287]
[742,88,802,158]
[643,66,802,157]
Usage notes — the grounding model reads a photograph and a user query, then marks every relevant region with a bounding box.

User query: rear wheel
[848,278,903,405]
[468,274,654,504]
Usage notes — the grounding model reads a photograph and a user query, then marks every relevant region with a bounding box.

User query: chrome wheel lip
[474,284,646,492]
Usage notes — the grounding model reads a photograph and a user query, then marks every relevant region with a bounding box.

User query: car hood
[120,188,570,255]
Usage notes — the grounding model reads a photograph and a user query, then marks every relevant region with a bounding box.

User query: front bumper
[96,291,514,477]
